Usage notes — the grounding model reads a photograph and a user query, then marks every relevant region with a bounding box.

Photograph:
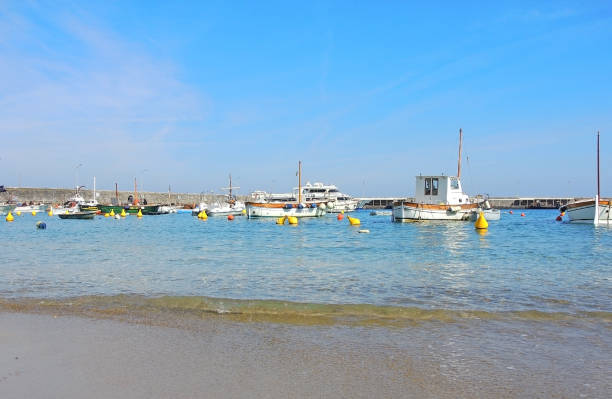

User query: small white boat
[14,203,47,213]
[561,132,611,225]
[191,202,208,216]
[207,202,245,216]
[469,207,501,221]
[208,174,246,216]
[562,199,611,224]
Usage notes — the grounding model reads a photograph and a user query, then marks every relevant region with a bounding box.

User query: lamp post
[75,163,83,189]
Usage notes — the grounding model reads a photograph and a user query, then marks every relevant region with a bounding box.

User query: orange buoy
[520,212,525,217]
[337,214,344,221]
[509,210,514,214]
[228,214,234,221]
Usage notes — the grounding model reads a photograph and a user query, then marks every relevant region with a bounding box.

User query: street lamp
[75,163,83,189]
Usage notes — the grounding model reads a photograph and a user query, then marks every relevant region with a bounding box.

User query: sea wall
[1,187,235,206]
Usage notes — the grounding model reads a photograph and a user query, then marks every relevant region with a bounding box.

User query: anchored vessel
[246,162,327,218]
[392,129,491,222]
[297,182,358,212]
[561,131,611,224]
[207,174,246,216]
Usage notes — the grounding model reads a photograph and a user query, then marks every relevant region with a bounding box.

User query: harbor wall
[0,187,233,206]
[1,187,588,209]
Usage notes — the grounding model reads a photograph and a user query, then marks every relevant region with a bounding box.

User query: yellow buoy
[120,209,126,217]
[276,216,286,225]
[32,211,37,216]
[137,209,143,218]
[48,210,53,217]
[65,210,69,214]
[288,216,298,225]
[200,211,208,220]
[474,211,488,229]
[16,211,21,216]
[348,216,360,226]
[242,209,246,215]
[6,212,14,222]
[341,210,345,214]
[104,213,110,218]
[109,209,115,217]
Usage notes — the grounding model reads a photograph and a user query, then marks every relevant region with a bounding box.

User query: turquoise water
[1,210,610,316]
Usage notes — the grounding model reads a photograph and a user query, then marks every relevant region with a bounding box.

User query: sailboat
[245,161,327,218]
[207,174,246,216]
[561,131,611,224]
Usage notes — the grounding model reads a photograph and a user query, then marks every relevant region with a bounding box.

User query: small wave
[1,295,610,327]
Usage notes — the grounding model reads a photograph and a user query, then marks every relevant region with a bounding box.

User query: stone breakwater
[1,187,238,206]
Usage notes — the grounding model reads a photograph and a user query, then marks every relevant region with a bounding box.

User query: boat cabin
[414,175,470,205]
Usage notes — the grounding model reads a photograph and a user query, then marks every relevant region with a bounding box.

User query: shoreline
[2,308,609,398]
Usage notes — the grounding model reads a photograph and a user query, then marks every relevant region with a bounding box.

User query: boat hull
[563,200,612,224]
[245,202,326,218]
[392,202,478,222]
[98,205,159,215]
[58,211,96,220]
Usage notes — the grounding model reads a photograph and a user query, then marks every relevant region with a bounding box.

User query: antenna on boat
[115,182,118,204]
[595,131,600,225]
[298,161,302,204]
[457,128,463,179]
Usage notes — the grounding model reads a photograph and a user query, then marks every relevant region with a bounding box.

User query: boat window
[424,178,431,195]
[432,178,438,195]
[450,178,459,189]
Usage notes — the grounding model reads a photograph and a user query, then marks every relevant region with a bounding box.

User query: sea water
[0,209,610,320]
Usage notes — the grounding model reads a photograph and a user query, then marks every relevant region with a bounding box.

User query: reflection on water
[0,210,610,316]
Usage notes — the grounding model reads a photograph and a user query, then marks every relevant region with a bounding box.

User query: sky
[1,0,611,197]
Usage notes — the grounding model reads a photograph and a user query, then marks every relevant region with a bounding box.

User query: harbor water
[1,210,610,318]
[1,210,611,397]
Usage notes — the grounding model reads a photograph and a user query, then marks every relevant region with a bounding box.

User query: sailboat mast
[93,176,96,202]
[597,131,600,199]
[298,161,302,203]
[115,183,118,202]
[134,177,139,205]
[457,128,463,179]
[229,174,232,199]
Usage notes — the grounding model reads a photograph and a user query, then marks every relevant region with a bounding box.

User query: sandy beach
[1,309,609,399]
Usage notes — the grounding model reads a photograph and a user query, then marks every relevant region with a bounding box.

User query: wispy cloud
[0,3,209,190]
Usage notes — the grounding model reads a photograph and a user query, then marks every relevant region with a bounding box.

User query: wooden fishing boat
[392,129,488,222]
[245,162,327,218]
[560,132,611,225]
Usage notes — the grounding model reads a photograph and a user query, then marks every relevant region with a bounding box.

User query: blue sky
[1,1,611,197]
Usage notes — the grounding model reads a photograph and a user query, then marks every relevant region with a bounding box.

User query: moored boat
[298,182,358,212]
[58,210,97,220]
[392,129,486,222]
[561,199,611,224]
[246,162,327,218]
[560,131,611,225]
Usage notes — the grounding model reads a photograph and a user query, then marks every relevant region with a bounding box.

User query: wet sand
[1,311,610,398]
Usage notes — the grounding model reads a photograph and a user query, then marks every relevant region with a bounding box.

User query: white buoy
[358,229,370,233]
